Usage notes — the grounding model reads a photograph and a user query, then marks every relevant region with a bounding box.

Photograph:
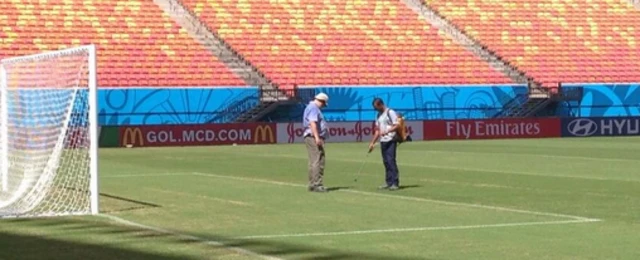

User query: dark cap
[372,98,384,107]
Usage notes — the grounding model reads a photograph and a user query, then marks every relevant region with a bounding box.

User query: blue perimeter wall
[98,83,640,126]
[99,87,258,126]
[558,83,640,117]
[284,85,527,122]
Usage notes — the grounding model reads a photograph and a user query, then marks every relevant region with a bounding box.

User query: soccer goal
[0,45,98,218]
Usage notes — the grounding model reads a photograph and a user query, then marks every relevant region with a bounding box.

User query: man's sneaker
[310,186,328,193]
[388,185,399,191]
[378,185,391,190]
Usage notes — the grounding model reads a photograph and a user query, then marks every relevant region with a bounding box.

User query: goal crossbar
[1,46,96,64]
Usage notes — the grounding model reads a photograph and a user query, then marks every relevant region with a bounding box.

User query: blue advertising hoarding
[96,84,527,125]
[557,83,640,117]
[561,117,640,137]
[286,84,527,122]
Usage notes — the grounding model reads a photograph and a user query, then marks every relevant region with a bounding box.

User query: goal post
[0,45,99,217]
[1,63,8,192]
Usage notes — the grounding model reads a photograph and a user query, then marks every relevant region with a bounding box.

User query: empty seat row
[0,0,245,87]
[425,0,640,87]
[182,0,511,85]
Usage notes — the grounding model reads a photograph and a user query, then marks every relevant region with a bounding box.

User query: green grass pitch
[2,137,640,259]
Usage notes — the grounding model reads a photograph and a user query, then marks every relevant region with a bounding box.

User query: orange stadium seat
[425,0,640,87]
[0,0,244,87]
[181,0,511,85]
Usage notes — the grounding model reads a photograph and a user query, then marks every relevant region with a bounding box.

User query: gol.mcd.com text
[146,129,252,144]
[122,124,276,147]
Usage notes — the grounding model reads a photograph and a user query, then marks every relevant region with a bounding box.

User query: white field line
[342,189,600,221]
[412,149,640,163]
[103,171,602,221]
[102,172,602,240]
[143,187,252,207]
[101,214,282,260]
[189,172,601,222]
[206,143,640,163]
[400,163,625,182]
[208,151,640,183]
[239,219,600,240]
[102,172,194,178]
[419,178,634,200]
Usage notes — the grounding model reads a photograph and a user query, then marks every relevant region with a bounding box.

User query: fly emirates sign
[424,118,561,140]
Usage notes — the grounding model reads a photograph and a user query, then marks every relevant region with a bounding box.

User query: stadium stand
[182,0,512,85]
[3,0,636,91]
[0,0,244,87]
[424,0,640,87]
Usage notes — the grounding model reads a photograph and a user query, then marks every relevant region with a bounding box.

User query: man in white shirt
[302,93,329,192]
[368,98,400,190]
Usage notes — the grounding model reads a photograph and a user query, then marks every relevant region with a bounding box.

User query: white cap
[315,93,329,105]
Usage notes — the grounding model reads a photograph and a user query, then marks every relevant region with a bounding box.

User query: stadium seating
[425,0,640,87]
[3,0,636,89]
[182,0,511,85]
[0,0,244,87]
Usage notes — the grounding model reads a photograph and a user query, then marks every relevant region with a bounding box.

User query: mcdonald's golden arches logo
[122,128,144,147]
[254,125,275,144]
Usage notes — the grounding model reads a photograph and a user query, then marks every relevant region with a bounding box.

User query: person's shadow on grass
[326,185,420,192]
[327,186,352,191]
[398,185,421,190]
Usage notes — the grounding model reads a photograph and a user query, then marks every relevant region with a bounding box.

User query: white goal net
[0,45,98,218]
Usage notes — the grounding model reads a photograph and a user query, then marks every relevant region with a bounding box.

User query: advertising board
[562,117,640,137]
[277,121,424,143]
[119,123,276,147]
[424,118,561,140]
